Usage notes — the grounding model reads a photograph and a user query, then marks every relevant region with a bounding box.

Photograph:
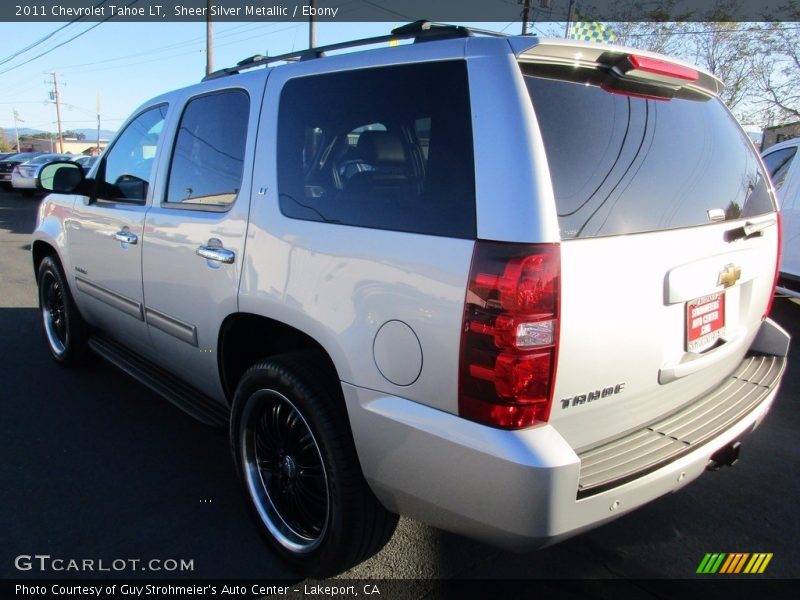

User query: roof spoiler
[514,38,722,97]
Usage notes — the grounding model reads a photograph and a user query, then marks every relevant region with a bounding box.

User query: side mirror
[38,161,86,194]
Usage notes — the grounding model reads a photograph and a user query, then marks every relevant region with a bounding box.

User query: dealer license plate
[686,292,725,352]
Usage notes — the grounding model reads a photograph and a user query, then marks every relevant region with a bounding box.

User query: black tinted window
[524,72,774,239]
[166,90,249,208]
[762,146,796,193]
[277,61,476,238]
[100,105,167,202]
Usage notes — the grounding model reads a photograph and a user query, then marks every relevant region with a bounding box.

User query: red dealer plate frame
[686,291,725,353]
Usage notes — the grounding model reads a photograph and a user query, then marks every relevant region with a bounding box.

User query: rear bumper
[343,320,788,551]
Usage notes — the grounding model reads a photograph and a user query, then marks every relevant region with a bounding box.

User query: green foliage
[0,130,13,152]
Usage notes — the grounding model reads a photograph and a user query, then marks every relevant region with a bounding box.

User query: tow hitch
[706,441,741,471]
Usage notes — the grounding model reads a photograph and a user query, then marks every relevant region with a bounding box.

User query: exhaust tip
[706,441,741,471]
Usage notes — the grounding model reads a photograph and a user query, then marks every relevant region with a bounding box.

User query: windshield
[522,67,774,240]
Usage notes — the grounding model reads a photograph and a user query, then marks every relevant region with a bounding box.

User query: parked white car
[11,153,73,196]
[762,137,800,297]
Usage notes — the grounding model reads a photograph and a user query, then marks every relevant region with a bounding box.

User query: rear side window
[277,61,476,238]
[165,90,249,208]
[523,70,774,240]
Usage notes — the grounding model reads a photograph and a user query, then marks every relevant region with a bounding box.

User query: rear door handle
[114,230,138,244]
[196,245,235,264]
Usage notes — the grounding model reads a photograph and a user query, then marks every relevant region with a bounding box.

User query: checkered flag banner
[570,13,617,43]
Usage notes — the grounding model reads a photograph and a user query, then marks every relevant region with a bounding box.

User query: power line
[621,25,800,37]
[53,22,295,73]
[0,0,140,77]
[359,0,414,21]
[0,1,109,67]
[53,2,364,77]
[65,25,301,76]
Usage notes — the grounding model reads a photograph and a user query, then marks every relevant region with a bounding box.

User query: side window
[165,90,249,208]
[277,61,476,239]
[99,104,167,202]
[762,147,797,193]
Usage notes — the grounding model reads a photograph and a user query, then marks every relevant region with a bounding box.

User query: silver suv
[32,23,790,577]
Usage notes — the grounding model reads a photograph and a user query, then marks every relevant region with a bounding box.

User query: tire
[230,352,398,577]
[37,255,91,366]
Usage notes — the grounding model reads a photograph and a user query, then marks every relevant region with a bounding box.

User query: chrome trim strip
[145,307,198,347]
[74,276,144,321]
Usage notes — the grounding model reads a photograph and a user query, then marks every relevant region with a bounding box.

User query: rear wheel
[230,352,397,577]
[37,255,90,366]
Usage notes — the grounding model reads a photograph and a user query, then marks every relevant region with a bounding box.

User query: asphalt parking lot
[1,187,798,586]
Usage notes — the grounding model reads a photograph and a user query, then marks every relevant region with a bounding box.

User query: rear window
[523,69,774,240]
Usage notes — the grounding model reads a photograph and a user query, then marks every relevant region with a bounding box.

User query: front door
[67,104,168,358]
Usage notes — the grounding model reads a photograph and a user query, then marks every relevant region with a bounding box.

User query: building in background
[762,121,800,150]
[16,137,107,155]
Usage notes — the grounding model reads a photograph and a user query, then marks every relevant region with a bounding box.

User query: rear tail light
[764,211,782,318]
[459,241,560,429]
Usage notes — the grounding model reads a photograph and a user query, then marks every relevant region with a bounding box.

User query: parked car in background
[71,155,98,174]
[0,152,42,190]
[762,138,800,297]
[12,153,74,196]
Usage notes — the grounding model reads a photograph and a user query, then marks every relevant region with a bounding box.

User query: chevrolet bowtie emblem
[717,264,742,288]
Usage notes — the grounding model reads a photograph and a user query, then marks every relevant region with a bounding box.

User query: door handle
[196,245,235,264]
[114,230,138,244]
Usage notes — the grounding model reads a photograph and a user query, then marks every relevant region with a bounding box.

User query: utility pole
[565,0,576,39]
[206,0,213,75]
[309,0,317,49]
[49,72,64,153]
[12,109,21,152]
[96,93,101,155]
[521,0,531,35]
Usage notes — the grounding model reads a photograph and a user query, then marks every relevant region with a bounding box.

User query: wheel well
[218,313,340,404]
[32,240,57,276]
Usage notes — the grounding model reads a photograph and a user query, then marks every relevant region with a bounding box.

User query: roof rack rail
[202,21,504,82]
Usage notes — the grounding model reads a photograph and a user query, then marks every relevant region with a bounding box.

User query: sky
[0,18,567,135]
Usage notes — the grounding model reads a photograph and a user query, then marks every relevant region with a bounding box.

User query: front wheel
[230,353,398,577]
[37,255,90,366]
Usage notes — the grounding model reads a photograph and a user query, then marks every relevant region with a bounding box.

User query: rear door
[518,53,779,450]
[141,77,262,402]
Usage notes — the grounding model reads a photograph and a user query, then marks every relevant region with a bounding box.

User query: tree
[689,22,761,114]
[0,129,13,152]
[613,22,691,56]
[609,20,786,125]
[751,21,800,123]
